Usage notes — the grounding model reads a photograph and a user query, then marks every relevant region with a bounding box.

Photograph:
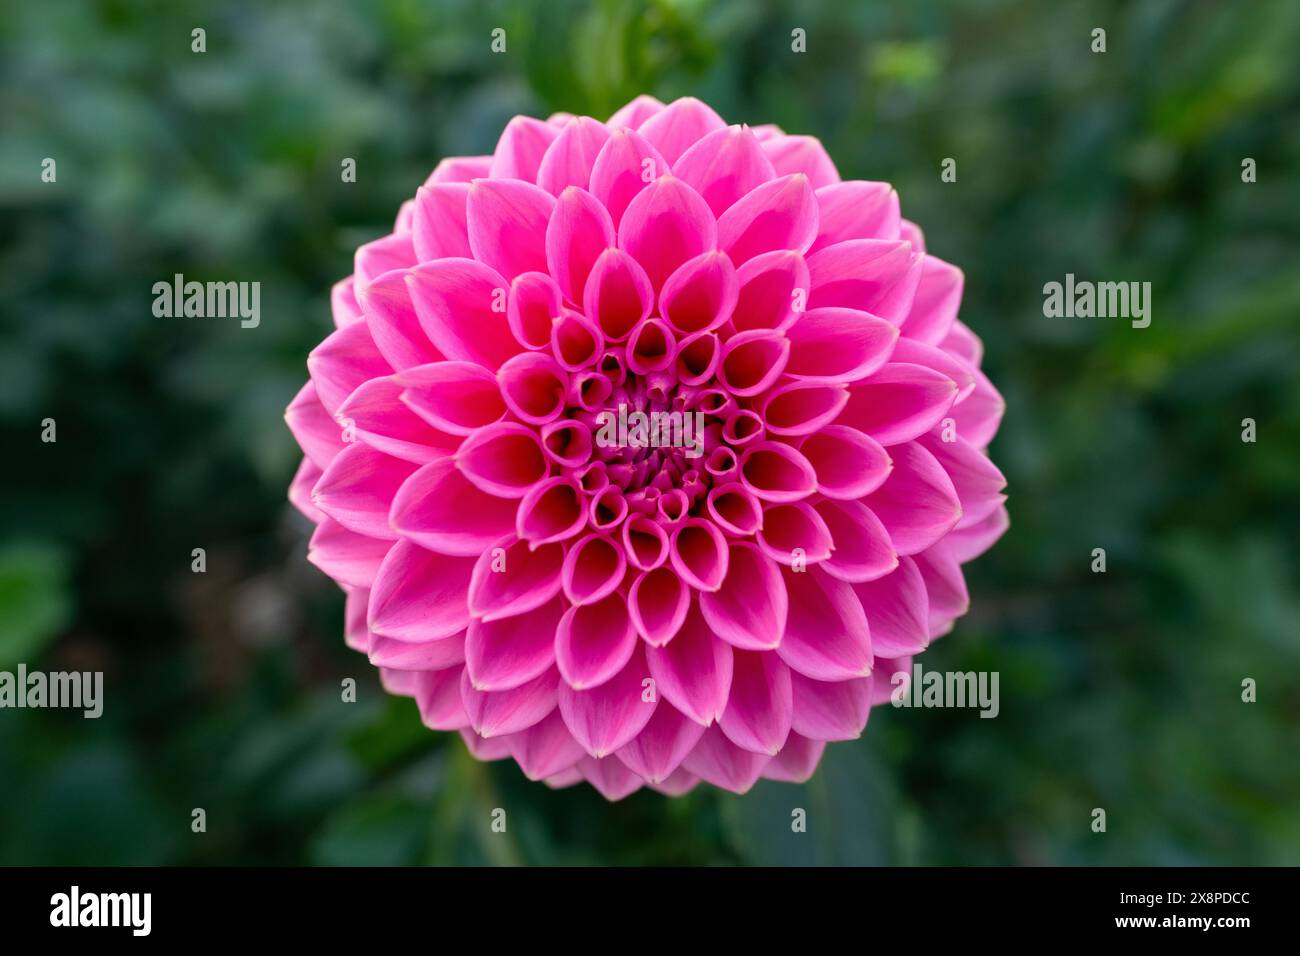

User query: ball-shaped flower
[286,95,1008,799]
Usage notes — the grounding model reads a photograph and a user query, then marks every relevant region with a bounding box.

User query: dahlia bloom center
[286,95,1008,800]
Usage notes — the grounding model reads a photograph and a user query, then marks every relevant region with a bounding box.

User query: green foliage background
[1,0,1297,865]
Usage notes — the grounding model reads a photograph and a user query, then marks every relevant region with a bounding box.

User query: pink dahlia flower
[287,95,1007,799]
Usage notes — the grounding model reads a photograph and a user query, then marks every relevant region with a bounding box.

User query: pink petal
[659,250,738,336]
[648,767,701,796]
[949,366,1005,449]
[717,173,819,266]
[466,179,555,280]
[459,728,512,760]
[536,117,611,194]
[588,486,628,533]
[902,254,963,345]
[312,442,417,539]
[285,381,345,469]
[427,156,493,184]
[569,371,613,413]
[551,309,604,371]
[467,534,564,622]
[411,182,472,261]
[562,533,626,606]
[628,566,691,647]
[505,709,586,781]
[460,666,558,738]
[359,270,443,371]
[945,504,1010,564]
[756,501,833,565]
[414,667,471,731]
[577,755,644,801]
[762,731,827,783]
[777,566,873,680]
[732,249,809,333]
[637,96,726,166]
[615,701,705,783]
[369,630,465,671]
[496,351,569,425]
[850,555,929,658]
[705,484,764,537]
[306,518,392,589]
[555,592,639,690]
[674,331,722,385]
[617,175,717,293]
[669,518,729,591]
[307,319,391,416]
[681,724,770,793]
[389,457,518,556]
[838,362,958,446]
[541,420,590,471]
[625,317,676,374]
[862,441,962,555]
[645,602,733,726]
[397,361,505,435]
[913,541,970,637]
[582,248,654,342]
[785,306,898,382]
[719,649,792,755]
[488,115,559,182]
[699,541,787,650]
[454,421,548,497]
[289,458,326,523]
[545,186,615,305]
[344,589,370,653]
[814,498,898,583]
[335,375,456,463]
[465,596,564,691]
[738,440,816,503]
[621,514,669,570]
[797,425,891,499]
[379,667,418,697]
[889,337,977,402]
[396,197,416,234]
[331,276,363,328]
[607,94,665,130]
[673,124,776,216]
[917,432,1007,529]
[558,643,657,757]
[790,672,873,741]
[354,232,416,291]
[718,329,789,397]
[589,129,669,229]
[760,134,840,187]
[368,538,473,641]
[506,271,563,351]
[810,181,900,253]
[871,656,911,706]
[941,318,983,366]
[758,381,849,436]
[516,476,586,546]
[722,408,764,448]
[806,238,922,324]
[406,258,519,368]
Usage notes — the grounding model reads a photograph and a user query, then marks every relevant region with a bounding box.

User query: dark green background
[2,0,1297,865]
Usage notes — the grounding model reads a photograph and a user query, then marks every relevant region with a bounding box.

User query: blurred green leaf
[721,740,899,865]
[0,542,73,667]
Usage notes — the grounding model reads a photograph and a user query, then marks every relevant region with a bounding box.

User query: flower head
[287,95,1008,799]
